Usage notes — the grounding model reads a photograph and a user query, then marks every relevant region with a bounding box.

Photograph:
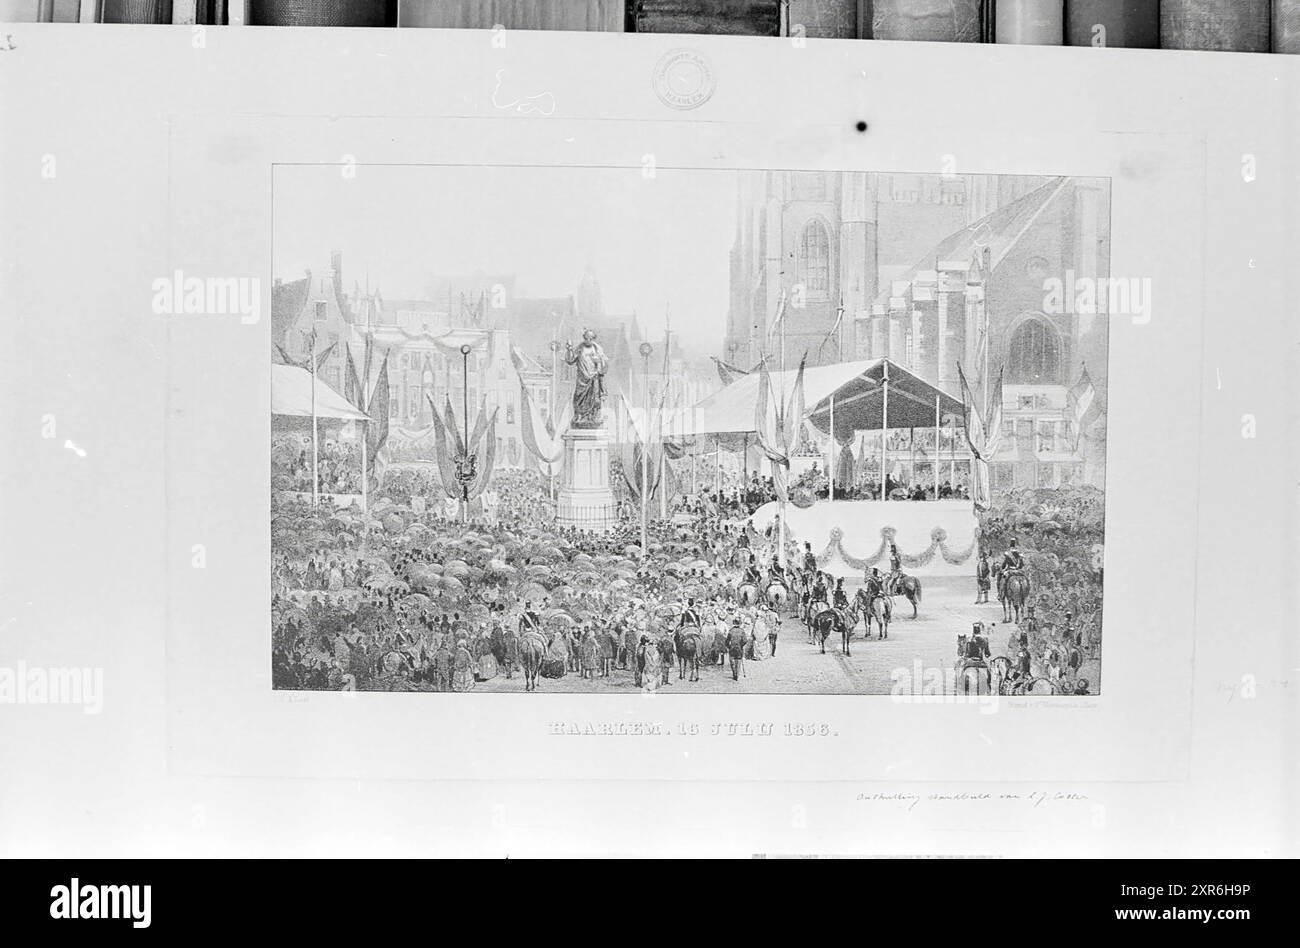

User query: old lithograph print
[270,165,1110,696]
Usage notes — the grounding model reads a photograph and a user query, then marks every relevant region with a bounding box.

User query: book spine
[1160,0,1270,52]
[786,0,863,39]
[1275,0,1300,53]
[995,0,1064,45]
[1064,0,1158,48]
[398,1,623,32]
[871,0,982,42]
[629,0,782,36]
[100,0,173,21]
[249,0,389,26]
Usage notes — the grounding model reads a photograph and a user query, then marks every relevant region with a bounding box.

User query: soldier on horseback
[832,577,849,609]
[678,598,702,630]
[801,541,819,584]
[864,566,886,601]
[520,601,543,636]
[742,555,763,588]
[887,542,903,595]
[810,572,829,608]
[960,621,991,689]
[998,538,1029,606]
[768,555,787,589]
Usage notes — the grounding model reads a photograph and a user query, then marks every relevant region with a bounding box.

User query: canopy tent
[805,359,965,442]
[666,358,964,442]
[271,364,370,421]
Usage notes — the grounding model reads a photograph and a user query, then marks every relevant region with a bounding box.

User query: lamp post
[453,343,477,521]
[638,341,653,559]
[548,338,562,500]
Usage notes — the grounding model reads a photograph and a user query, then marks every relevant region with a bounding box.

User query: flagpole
[715,435,722,511]
[828,395,835,503]
[880,361,889,501]
[360,418,368,514]
[933,394,941,500]
[311,329,319,508]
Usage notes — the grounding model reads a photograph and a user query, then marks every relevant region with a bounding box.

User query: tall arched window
[798,221,830,296]
[1007,317,1061,384]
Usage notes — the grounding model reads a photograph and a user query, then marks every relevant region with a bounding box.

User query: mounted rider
[801,541,819,585]
[864,566,886,602]
[520,601,543,637]
[810,571,829,607]
[678,598,702,630]
[887,542,903,596]
[960,622,992,687]
[999,538,1028,599]
[767,555,787,589]
[742,555,763,588]
[831,577,850,624]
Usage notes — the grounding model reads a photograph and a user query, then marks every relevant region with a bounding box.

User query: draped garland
[816,525,977,571]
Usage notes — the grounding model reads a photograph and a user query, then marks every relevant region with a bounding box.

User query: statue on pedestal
[565,329,609,429]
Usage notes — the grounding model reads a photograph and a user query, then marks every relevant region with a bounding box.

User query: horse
[737,582,761,607]
[889,572,923,618]
[519,631,547,692]
[811,605,861,656]
[956,658,993,695]
[674,628,701,682]
[1002,572,1030,623]
[989,656,1014,694]
[855,588,892,640]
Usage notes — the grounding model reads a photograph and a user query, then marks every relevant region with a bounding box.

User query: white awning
[271,364,369,421]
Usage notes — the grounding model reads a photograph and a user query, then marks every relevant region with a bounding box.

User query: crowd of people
[271,433,362,496]
[271,468,791,692]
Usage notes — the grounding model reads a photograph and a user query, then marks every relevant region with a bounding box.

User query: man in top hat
[976,549,992,604]
[725,617,747,681]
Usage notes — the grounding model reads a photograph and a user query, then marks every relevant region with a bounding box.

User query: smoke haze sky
[273,164,739,356]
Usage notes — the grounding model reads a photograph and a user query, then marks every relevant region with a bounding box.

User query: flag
[765,289,788,341]
[344,345,365,409]
[1067,364,1098,451]
[711,355,744,386]
[366,353,391,477]
[427,395,465,502]
[519,381,568,477]
[958,363,1003,510]
[754,355,805,504]
[817,295,846,360]
[314,342,336,371]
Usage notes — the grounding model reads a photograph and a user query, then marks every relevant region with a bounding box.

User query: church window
[1007,317,1061,384]
[798,221,831,296]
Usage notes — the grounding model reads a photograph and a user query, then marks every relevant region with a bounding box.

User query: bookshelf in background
[995,0,1064,45]
[397,0,623,31]
[1064,0,1159,48]
[1161,0,1271,52]
[627,0,782,36]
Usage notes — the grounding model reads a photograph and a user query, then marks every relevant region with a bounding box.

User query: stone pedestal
[555,427,618,532]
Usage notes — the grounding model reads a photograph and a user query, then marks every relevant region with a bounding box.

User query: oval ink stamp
[652,48,716,111]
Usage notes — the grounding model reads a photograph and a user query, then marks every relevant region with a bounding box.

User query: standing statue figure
[565,329,609,428]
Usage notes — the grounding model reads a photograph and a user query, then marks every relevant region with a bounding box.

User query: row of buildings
[271,255,718,471]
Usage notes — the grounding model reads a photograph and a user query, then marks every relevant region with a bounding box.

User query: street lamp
[638,341,653,559]
[454,343,477,520]
[548,338,562,501]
